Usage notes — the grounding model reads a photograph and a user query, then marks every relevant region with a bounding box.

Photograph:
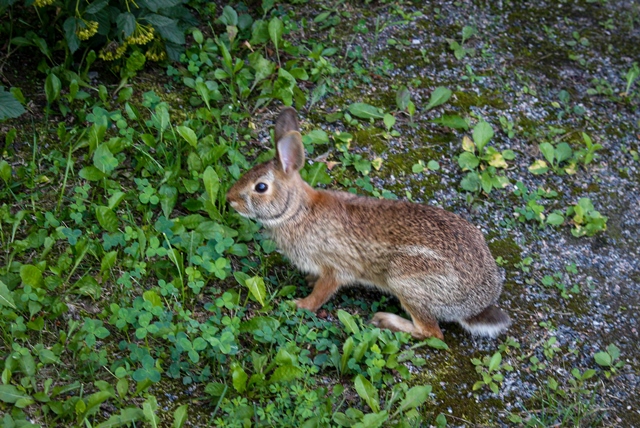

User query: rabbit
[226,107,511,340]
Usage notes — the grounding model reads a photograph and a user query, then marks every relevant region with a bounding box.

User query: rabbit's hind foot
[370,312,444,340]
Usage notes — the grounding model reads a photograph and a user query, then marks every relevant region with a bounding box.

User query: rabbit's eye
[255,182,268,193]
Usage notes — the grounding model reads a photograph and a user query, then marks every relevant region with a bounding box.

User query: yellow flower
[99,41,127,61]
[33,0,54,7]
[126,22,155,46]
[76,20,99,41]
[145,37,167,62]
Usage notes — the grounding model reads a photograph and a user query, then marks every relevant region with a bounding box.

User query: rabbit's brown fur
[226,108,511,340]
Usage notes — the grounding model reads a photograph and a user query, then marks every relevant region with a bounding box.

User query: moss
[408,343,505,424]
[451,90,508,111]
[487,235,522,267]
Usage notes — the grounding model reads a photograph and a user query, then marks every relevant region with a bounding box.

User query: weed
[458,120,515,195]
[472,351,514,394]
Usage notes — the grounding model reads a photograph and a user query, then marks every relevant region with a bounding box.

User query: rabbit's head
[226,108,307,226]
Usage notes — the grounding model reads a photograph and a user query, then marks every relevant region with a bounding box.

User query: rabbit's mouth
[228,201,253,219]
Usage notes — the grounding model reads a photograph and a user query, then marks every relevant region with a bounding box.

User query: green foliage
[0,0,629,425]
[471,351,514,394]
[623,62,639,96]
[458,121,514,195]
[594,344,624,378]
[0,87,26,121]
[4,0,195,66]
[539,263,580,299]
[567,198,607,237]
[446,25,477,59]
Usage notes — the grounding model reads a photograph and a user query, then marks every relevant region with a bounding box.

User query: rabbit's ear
[276,131,305,174]
[275,107,299,142]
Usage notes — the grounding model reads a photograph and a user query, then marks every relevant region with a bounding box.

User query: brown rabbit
[226,108,511,340]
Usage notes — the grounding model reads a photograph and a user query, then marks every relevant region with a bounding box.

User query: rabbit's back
[270,189,502,307]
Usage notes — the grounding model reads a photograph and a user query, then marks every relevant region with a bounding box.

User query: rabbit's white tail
[459,305,511,338]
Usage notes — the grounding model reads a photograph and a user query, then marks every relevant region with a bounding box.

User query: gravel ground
[290,0,640,425]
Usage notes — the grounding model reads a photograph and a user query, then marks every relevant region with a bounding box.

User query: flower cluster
[33,0,54,7]
[98,41,127,61]
[126,22,155,45]
[76,20,99,41]
[145,38,167,62]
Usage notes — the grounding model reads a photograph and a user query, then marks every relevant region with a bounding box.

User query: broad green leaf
[20,264,42,288]
[268,17,283,48]
[528,159,549,174]
[607,344,620,361]
[245,276,267,307]
[594,351,612,367]
[359,411,389,428]
[302,162,331,186]
[0,385,28,403]
[302,129,329,146]
[0,160,10,182]
[0,281,16,309]
[143,290,162,307]
[396,86,410,111]
[347,102,384,120]
[231,364,248,393]
[0,89,26,120]
[18,351,36,376]
[202,166,220,203]
[173,404,188,428]
[462,25,477,42]
[337,309,360,335]
[383,113,396,131]
[192,29,203,45]
[462,135,475,152]
[432,114,469,130]
[425,86,452,110]
[460,171,480,192]
[220,5,238,26]
[248,52,276,84]
[555,142,573,164]
[539,142,555,164]
[159,185,177,218]
[458,152,479,170]
[45,73,61,104]
[488,352,502,372]
[425,337,449,350]
[107,191,127,210]
[116,12,136,37]
[268,365,303,384]
[146,14,184,44]
[176,126,198,147]
[85,0,109,13]
[101,251,118,273]
[427,160,440,171]
[250,19,269,45]
[93,144,119,174]
[488,152,507,168]
[546,213,564,225]
[96,408,145,428]
[142,396,159,428]
[95,206,119,233]
[354,374,379,413]
[86,390,114,417]
[472,121,494,153]
[399,385,432,411]
[341,337,354,373]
